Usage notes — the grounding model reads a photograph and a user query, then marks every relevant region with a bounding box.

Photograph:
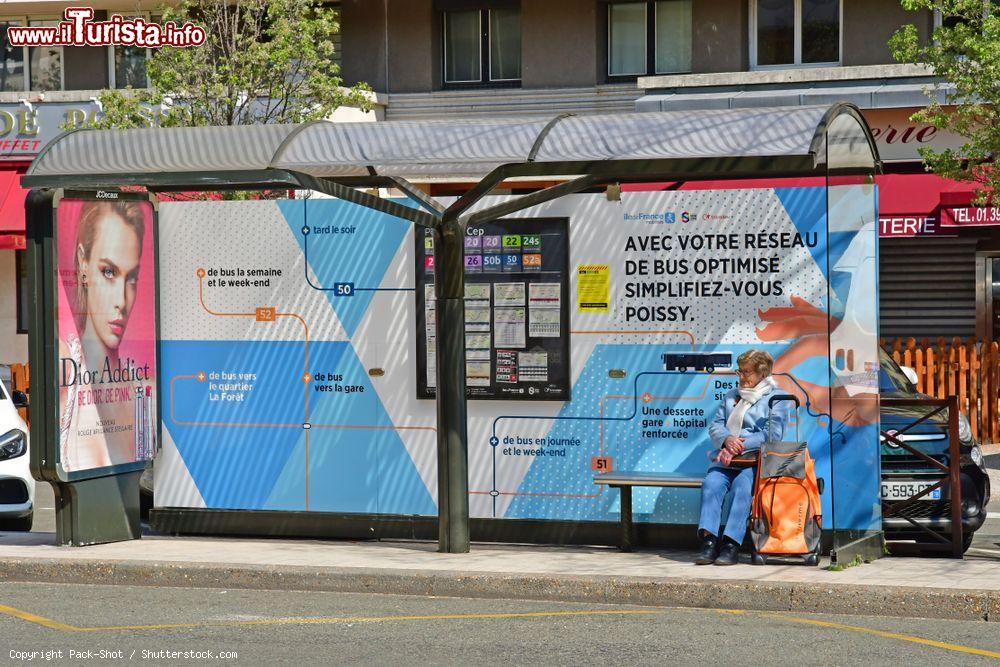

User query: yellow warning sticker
[577,264,610,312]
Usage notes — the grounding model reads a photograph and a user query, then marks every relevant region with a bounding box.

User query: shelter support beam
[434,218,470,553]
[383,177,446,216]
[293,174,439,228]
[467,174,601,226]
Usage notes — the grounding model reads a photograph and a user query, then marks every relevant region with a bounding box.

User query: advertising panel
[157,188,879,533]
[55,193,158,475]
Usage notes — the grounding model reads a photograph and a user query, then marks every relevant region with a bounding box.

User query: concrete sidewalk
[1,530,998,622]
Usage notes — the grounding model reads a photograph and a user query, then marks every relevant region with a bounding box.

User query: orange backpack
[750,395,823,566]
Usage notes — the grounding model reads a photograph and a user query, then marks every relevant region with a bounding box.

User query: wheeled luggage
[750,395,823,566]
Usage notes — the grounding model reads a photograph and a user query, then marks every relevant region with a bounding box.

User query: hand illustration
[757,295,878,428]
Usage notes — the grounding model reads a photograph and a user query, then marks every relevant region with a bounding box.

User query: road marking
[0,604,78,632]
[987,512,1000,519]
[3,599,998,659]
[755,611,1000,660]
[0,605,658,633]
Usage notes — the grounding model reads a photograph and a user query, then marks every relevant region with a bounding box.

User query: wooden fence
[9,362,28,425]
[882,337,1000,443]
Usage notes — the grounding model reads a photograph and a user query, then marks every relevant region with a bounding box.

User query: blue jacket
[708,385,794,456]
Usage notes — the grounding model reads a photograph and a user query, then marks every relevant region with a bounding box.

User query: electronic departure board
[415,218,570,400]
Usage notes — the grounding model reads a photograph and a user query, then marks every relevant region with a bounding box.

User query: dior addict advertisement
[56,194,157,473]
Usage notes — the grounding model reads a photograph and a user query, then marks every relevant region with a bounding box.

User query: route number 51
[591,456,613,472]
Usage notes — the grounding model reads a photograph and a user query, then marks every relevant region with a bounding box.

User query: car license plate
[880,481,942,500]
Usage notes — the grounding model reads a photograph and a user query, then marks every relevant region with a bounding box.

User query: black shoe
[714,539,740,566]
[695,533,719,565]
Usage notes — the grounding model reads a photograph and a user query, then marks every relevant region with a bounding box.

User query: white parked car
[0,377,33,531]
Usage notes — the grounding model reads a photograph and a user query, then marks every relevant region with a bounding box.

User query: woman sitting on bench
[696,349,790,566]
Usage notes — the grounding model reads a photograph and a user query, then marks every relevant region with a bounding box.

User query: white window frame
[0,16,30,92]
[26,17,65,91]
[442,9,483,84]
[607,1,693,78]
[486,7,521,83]
[653,0,692,75]
[607,1,648,77]
[107,12,152,89]
[0,15,67,92]
[749,0,843,70]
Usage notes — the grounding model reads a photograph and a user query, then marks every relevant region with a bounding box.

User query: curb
[0,557,996,622]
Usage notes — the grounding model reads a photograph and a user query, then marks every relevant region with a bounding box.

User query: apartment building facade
[339,0,995,342]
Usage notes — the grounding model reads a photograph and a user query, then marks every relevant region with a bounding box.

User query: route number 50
[334,282,355,297]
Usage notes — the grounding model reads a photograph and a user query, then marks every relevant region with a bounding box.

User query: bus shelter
[22,104,882,559]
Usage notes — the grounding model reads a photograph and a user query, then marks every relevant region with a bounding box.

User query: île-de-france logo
[623,211,689,224]
[622,211,687,225]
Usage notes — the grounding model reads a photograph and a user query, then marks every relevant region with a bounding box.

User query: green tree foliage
[80,0,372,198]
[88,0,370,128]
[890,0,999,202]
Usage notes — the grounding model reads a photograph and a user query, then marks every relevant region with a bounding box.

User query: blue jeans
[698,466,754,544]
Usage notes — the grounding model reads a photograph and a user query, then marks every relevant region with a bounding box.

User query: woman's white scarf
[726,376,777,436]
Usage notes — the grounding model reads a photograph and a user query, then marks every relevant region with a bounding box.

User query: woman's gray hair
[737,349,773,376]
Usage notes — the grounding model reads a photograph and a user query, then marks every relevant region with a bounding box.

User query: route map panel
[415,218,570,400]
[155,187,880,534]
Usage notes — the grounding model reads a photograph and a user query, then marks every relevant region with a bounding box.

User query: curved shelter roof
[25,104,877,188]
[22,103,878,227]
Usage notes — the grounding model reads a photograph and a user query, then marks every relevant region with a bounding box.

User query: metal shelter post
[434,217,470,553]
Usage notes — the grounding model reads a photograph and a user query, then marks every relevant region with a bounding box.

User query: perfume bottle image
[144,385,155,459]
[133,386,144,461]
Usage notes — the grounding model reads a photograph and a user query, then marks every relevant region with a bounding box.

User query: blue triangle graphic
[264,343,436,515]
[277,199,414,338]
[161,340,330,509]
[774,187,828,280]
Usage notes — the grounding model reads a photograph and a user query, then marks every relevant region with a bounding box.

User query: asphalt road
[1,583,998,665]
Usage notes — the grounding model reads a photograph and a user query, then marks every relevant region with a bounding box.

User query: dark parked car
[879,348,990,552]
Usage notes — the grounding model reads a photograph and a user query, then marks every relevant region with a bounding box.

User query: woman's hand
[717,449,735,466]
[722,435,745,456]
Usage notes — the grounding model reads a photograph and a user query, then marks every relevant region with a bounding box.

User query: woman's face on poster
[78,212,142,351]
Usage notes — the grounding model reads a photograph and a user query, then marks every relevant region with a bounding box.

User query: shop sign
[862,108,965,163]
[878,215,945,237]
[940,206,1000,227]
[0,100,156,162]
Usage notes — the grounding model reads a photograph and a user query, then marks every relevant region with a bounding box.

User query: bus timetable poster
[415,218,571,401]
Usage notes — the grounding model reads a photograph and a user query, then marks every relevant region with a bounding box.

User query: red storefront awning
[876,173,974,238]
[0,167,28,250]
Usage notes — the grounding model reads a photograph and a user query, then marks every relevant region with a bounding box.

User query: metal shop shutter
[879,236,978,341]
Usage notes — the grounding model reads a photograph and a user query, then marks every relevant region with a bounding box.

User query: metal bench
[594,472,703,552]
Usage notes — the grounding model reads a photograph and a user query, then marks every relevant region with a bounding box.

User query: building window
[751,0,840,69]
[28,20,62,91]
[108,14,158,89]
[607,1,692,78]
[934,1,995,30]
[15,250,27,334]
[443,7,521,85]
[0,20,25,92]
[0,17,64,91]
[111,46,149,88]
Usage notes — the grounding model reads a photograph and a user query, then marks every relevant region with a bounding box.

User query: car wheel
[0,513,32,532]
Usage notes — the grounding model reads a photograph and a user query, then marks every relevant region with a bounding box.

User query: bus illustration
[661,351,733,373]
